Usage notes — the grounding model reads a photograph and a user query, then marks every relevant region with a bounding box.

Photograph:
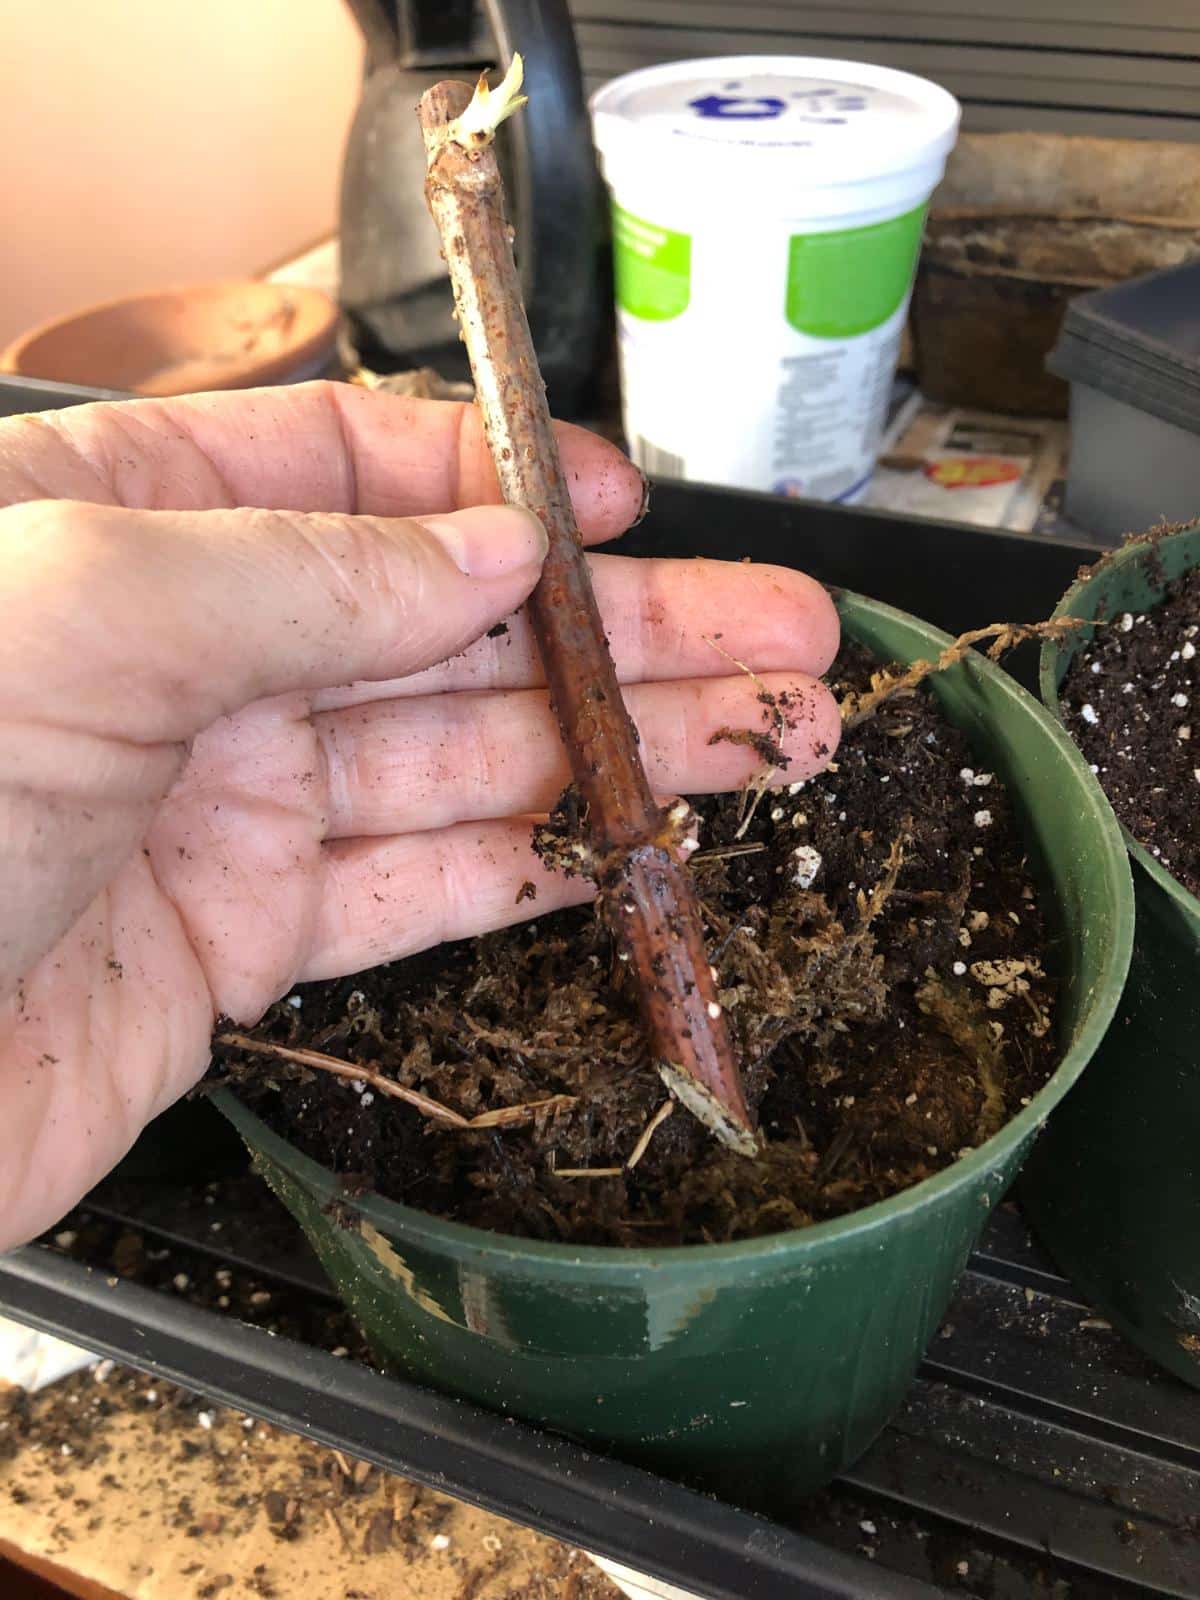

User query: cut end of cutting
[657,1063,760,1159]
[446,53,528,149]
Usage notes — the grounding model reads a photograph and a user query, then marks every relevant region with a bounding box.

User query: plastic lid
[1048,259,1200,435]
[1060,259,1200,375]
[1050,329,1200,437]
[590,56,960,190]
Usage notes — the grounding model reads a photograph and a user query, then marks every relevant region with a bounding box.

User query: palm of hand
[0,383,838,1248]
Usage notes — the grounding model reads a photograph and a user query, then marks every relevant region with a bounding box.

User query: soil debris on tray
[1059,558,1200,896]
[213,639,1058,1247]
[0,1361,621,1600]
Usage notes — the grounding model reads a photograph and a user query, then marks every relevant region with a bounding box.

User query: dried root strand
[550,1097,676,1179]
[854,830,909,934]
[702,634,790,840]
[626,1099,676,1170]
[840,618,1084,730]
[215,1033,575,1131]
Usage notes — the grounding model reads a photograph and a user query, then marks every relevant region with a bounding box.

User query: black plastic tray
[2,390,1197,1597]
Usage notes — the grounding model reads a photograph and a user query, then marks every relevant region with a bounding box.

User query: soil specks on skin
[1061,561,1200,894]
[708,724,792,770]
[215,640,1057,1248]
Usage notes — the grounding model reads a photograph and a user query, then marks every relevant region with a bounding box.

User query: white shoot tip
[448,54,527,148]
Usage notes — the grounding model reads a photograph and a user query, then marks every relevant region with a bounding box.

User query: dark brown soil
[213,641,1058,1247]
[1059,561,1200,897]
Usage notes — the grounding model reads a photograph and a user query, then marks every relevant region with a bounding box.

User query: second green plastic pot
[1025,526,1200,1389]
[213,591,1133,1513]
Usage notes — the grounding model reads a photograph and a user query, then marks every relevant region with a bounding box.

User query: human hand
[0,381,840,1247]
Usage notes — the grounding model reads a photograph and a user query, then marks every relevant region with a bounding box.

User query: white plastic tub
[591,57,959,501]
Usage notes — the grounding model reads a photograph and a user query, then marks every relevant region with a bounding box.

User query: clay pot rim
[0,280,338,397]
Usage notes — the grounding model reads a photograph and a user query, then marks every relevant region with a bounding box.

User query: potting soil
[216,640,1058,1247]
[1060,559,1200,898]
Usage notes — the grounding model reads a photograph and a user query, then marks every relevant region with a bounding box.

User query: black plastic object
[338,0,602,418]
[1047,258,1200,539]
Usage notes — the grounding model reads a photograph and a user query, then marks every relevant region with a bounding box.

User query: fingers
[0,381,646,542]
[311,554,840,711]
[0,498,548,745]
[315,672,841,838]
[301,820,595,980]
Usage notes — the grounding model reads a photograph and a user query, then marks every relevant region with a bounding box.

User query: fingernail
[630,470,652,527]
[417,506,547,578]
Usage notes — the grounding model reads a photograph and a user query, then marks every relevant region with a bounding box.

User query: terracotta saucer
[0,281,339,397]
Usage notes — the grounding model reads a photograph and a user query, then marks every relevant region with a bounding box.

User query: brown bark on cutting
[417,76,755,1154]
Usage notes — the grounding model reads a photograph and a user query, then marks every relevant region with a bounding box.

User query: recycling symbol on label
[687,84,870,124]
[687,92,786,120]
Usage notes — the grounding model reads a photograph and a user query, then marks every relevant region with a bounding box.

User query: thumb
[1,498,548,744]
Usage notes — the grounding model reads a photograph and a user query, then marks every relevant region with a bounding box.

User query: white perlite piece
[1184,640,1197,660]
[1173,692,1190,708]
[1080,704,1099,725]
[1120,612,1134,632]
[791,844,823,889]
[973,809,993,828]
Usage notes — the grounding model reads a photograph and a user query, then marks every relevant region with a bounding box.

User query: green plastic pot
[212,591,1133,1513]
[1025,526,1200,1389]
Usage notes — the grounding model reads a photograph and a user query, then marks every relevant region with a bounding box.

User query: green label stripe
[612,203,691,322]
[786,205,927,339]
